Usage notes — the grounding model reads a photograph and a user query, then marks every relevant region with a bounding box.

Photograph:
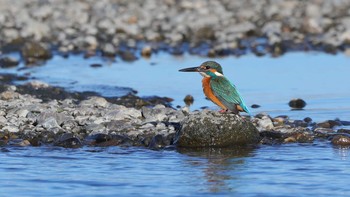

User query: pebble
[289,98,307,109]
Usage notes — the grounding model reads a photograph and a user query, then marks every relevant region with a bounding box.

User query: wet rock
[251,104,260,108]
[0,57,19,68]
[54,133,82,148]
[90,63,103,68]
[21,42,52,64]
[255,115,274,131]
[314,128,335,138]
[175,110,259,147]
[289,98,306,109]
[8,139,31,147]
[141,46,152,58]
[119,50,137,62]
[85,133,133,147]
[101,43,116,57]
[148,134,168,150]
[316,120,342,128]
[331,134,350,146]
[284,132,314,143]
[183,95,194,106]
[337,129,350,134]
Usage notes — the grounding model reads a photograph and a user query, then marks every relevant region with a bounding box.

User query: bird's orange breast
[202,77,227,110]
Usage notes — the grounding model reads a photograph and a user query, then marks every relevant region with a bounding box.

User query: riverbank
[0,78,349,149]
[1,0,350,64]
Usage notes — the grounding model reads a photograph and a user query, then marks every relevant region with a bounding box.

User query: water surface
[1,143,349,197]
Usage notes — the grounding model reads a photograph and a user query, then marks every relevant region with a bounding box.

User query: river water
[1,142,349,197]
[1,52,350,196]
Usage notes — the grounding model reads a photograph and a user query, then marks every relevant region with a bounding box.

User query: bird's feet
[219,109,229,113]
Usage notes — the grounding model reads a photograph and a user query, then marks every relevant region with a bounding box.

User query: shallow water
[2,52,350,122]
[1,142,349,197]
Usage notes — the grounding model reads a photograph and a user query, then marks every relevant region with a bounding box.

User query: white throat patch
[199,72,210,77]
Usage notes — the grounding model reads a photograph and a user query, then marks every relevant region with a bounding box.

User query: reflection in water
[333,146,350,160]
[178,147,255,193]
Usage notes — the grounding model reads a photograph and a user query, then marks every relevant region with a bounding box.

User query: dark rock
[175,111,259,147]
[251,104,260,108]
[316,120,342,128]
[54,133,82,148]
[289,98,306,109]
[314,128,336,138]
[21,41,52,64]
[0,57,19,68]
[149,133,174,150]
[183,95,194,106]
[85,133,133,147]
[331,134,350,146]
[304,117,313,123]
[119,50,137,62]
[337,129,350,134]
[284,132,314,143]
[90,63,103,68]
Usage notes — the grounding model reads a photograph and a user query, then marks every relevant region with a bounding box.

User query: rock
[54,133,82,148]
[175,111,259,147]
[0,57,19,68]
[251,104,260,108]
[142,105,171,122]
[314,128,335,138]
[331,135,350,146]
[141,46,152,58]
[316,120,342,128]
[90,63,103,68]
[0,91,19,100]
[183,95,194,106]
[119,50,137,62]
[85,134,133,147]
[289,98,306,109]
[26,80,50,89]
[21,41,52,64]
[80,96,109,108]
[2,125,19,133]
[8,139,31,147]
[256,115,274,131]
[101,43,116,57]
[148,134,174,150]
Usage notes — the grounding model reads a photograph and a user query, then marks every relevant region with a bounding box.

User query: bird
[179,61,250,115]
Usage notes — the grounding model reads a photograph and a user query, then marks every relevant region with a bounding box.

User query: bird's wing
[210,76,249,113]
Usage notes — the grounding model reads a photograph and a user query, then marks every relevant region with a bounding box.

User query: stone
[120,50,137,62]
[183,95,194,106]
[256,115,274,131]
[142,106,170,122]
[54,133,82,148]
[21,41,52,64]
[289,98,306,109]
[316,120,342,128]
[175,111,259,147]
[331,135,350,146]
[141,46,152,58]
[80,96,109,108]
[0,91,19,100]
[0,57,19,68]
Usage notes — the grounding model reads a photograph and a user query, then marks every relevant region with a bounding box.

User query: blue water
[1,142,349,197]
[2,52,350,121]
[1,52,350,196]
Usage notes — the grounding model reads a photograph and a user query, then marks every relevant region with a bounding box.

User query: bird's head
[179,61,223,78]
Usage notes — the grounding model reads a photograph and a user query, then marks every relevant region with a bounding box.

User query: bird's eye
[205,66,210,69]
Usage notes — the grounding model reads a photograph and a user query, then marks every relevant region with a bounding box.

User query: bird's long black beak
[179,66,201,72]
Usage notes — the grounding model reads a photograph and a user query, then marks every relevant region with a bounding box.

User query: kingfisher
[179,61,250,115]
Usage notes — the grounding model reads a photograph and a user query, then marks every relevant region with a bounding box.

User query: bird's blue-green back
[210,76,250,114]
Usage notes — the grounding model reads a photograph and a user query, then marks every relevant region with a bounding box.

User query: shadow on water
[177,146,256,193]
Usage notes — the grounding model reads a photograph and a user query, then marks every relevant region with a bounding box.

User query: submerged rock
[175,110,259,147]
[331,134,350,146]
